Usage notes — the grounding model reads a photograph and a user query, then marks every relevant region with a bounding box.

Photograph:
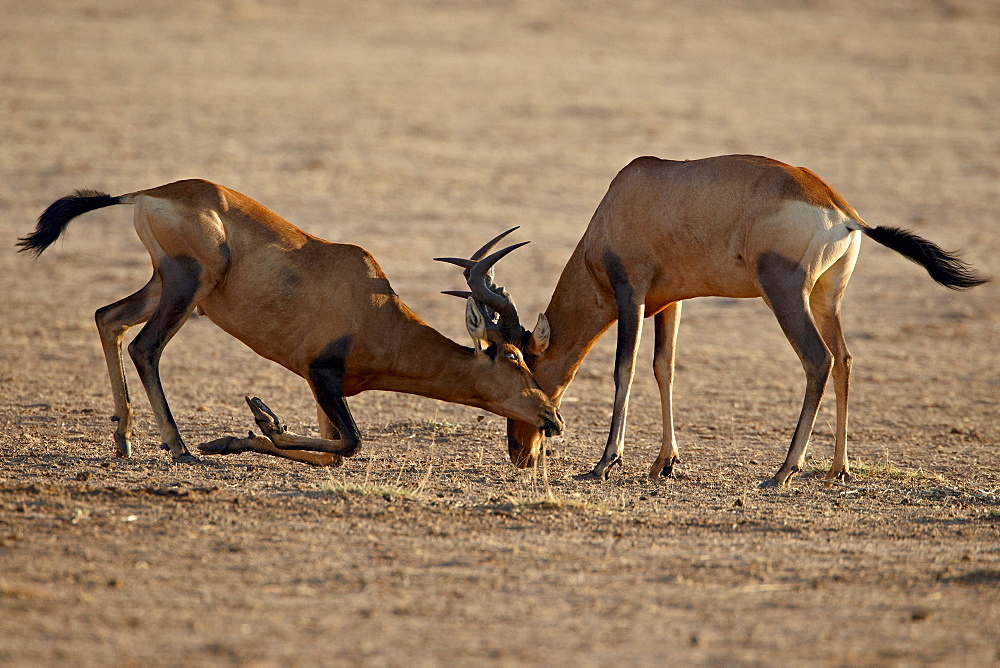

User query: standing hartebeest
[17,180,564,466]
[444,155,988,487]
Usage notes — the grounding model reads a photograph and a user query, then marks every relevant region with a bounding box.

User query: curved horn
[433,257,476,270]
[467,242,529,282]
[433,226,520,280]
[470,226,520,262]
[466,242,529,341]
[436,232,530,342]
[466,242,528,299]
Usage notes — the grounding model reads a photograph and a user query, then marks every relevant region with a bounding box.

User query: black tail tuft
[16,190,121,257]
[861,225,990,291]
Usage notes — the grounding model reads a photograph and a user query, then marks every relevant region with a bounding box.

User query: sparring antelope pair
[21,155,987,486]
[18,180,564,466]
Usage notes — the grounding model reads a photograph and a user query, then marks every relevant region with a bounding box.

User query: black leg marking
[127,255,206,463]
[757,253,832,486]
[308,336,360,457]
[578,250,645,481]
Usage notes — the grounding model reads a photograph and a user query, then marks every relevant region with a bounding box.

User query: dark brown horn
[473,245,525,339]
[435,227,520,279]
[470,226,520,262]
[435,234,529,342]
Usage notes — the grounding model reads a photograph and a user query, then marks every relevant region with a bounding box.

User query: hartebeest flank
[17,180,563,465]
[484,155,988,487]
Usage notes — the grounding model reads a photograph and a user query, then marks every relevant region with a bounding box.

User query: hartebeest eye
[504,351,519,361]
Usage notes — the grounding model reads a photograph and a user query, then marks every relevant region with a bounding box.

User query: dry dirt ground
[2,1,999,665]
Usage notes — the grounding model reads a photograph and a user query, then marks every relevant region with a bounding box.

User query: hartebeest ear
[465,297,489,352]
[528,313,550,355]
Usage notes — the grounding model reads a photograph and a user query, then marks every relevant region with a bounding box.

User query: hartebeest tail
[19,180,563,466]
[17,190,125,256]
[847,221,988,290]
[483,154,988,487]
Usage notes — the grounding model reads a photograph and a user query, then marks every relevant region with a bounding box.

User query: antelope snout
[540,406,564,437]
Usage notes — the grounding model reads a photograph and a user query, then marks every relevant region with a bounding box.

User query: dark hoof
[245,396,286,435]
[651,456,679,478]
[574,457,621,481]
[825,469,852,483]
[171,451,201,465]
[761,464,798,489]
[113,434,132,459]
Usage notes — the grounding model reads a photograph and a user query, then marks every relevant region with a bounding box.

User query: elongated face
[501,313,553,468]
[465,300,563,438]
[482,340,563,438]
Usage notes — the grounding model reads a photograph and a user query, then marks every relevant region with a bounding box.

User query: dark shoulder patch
[309,335,353,378]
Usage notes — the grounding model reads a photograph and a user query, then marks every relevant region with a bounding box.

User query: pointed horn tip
[441,290,473,298]
[474,240,531,271]
[490,226,520,238]
[434,256,476,268]
[469,226,524,261]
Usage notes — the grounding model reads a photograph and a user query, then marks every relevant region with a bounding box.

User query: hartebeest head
[437,228,554,465]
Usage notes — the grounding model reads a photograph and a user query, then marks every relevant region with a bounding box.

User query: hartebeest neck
[347,311,492,409]
[535,245,617,403]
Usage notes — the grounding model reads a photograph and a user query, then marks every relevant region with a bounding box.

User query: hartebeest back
[482,155,988,487]
[18,180,563,465]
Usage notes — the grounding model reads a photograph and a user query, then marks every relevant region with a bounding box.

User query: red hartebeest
[446,155,988,487]
[18,180,563,465]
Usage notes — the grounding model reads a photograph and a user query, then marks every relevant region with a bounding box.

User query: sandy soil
[2,1,998,665]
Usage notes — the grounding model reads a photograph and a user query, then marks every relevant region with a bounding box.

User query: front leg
[246,396,357,456]
[198,397,346,464]
[199,429,342,467]
[577,287,646,481]
[649,301,682,478]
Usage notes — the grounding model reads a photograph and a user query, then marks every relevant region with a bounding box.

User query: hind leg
[810,248,859,481]
[127,256,212,463]
[94,275,161,457]
[812,302,852,481]
[758,265,832,487]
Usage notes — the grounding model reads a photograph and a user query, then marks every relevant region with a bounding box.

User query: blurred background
[2,3,998,663]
